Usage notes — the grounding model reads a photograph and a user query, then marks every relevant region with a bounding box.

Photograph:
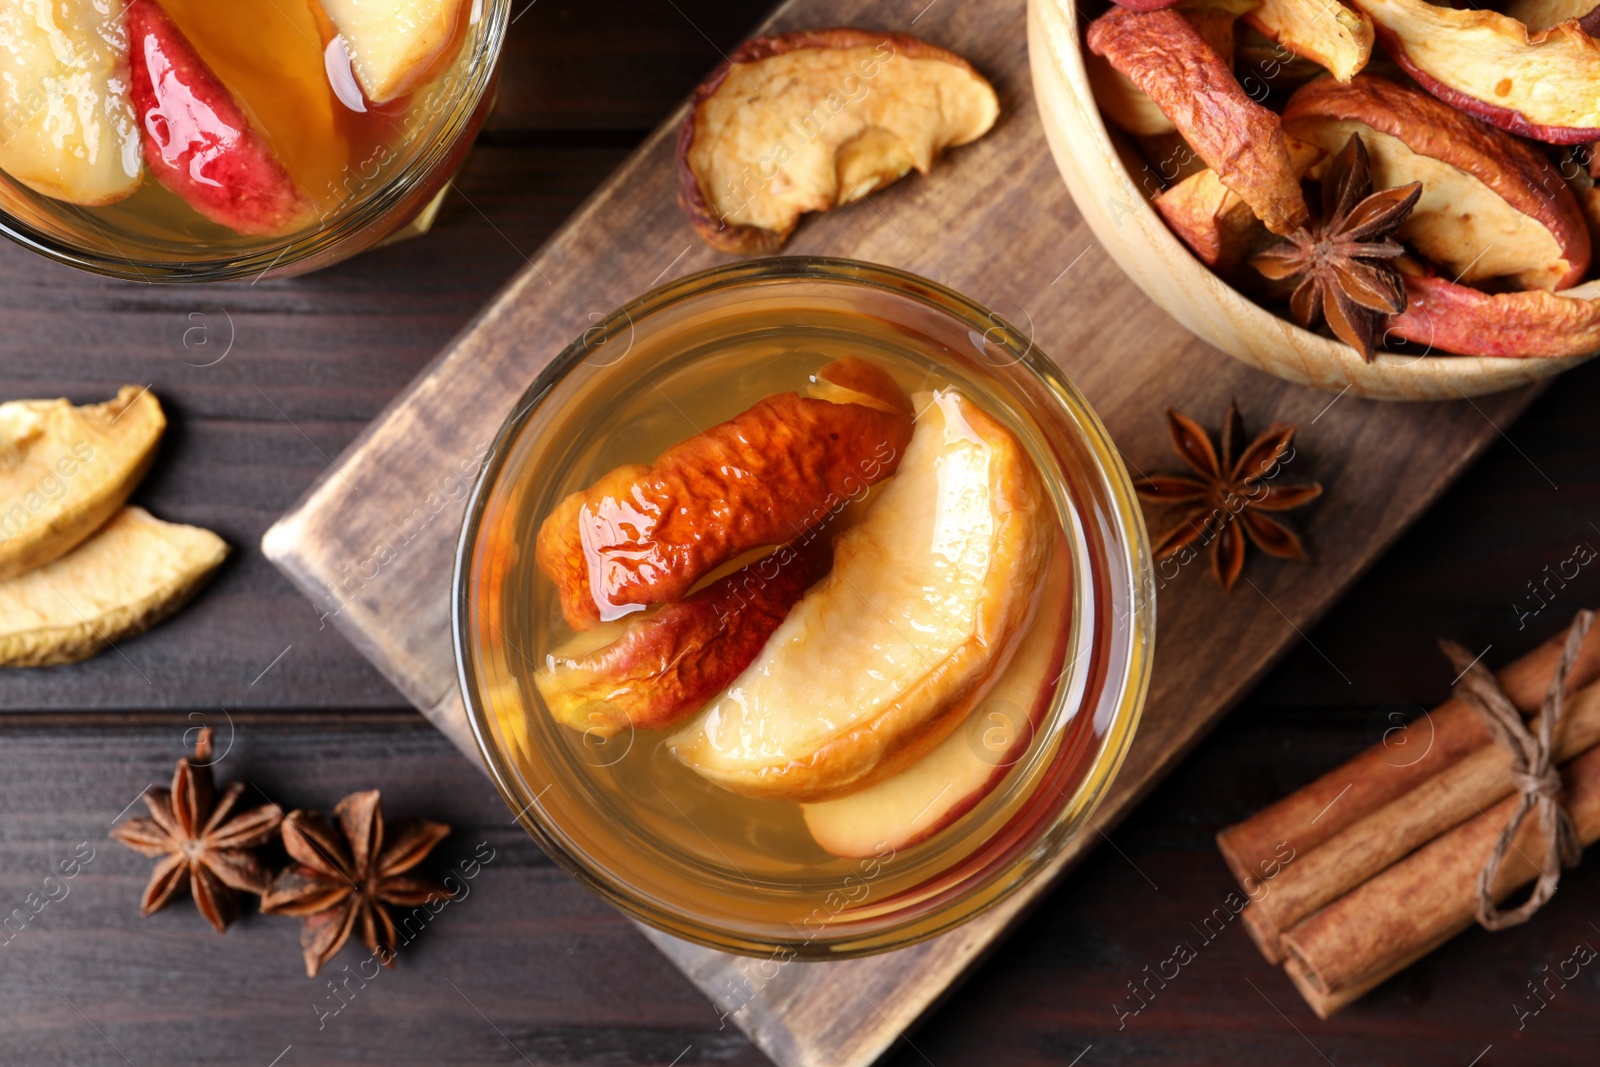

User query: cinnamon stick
[1216,625,1600,898]
[1248,681,1600,957]
[1281,743,1600,996]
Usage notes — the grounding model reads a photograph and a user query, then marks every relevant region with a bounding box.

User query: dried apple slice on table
[1349,0,1600,144]
[318,0,469,104]
[535,357,913,631]
[0,0,143,205]
[535,536,832,739]
[678,29,1000,253]
[1087,6,1310,234]
[1283,74,1591,290]
[801,536,1072,858]
[127,0,327,235]
[668,391,1054,803]
[0,507,228,668]
[0,387,165,581]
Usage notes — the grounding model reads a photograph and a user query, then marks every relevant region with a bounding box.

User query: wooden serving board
[263,0,1540,1062]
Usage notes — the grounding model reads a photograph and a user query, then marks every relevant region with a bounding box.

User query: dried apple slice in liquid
[1284,74,1590,290]
[678,29,999,253]
[535,357,913,631]
[801,536,1072,858]
[668,391,1054,803]
[1349,0,1600,144]
[0,386,165,581]
[318,0,470,104]
[0,0,142,205]
[535,536,832,739]
[0,506,228,667]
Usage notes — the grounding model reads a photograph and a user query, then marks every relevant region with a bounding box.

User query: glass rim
[0,0,510,283]
[453,255,1157,958]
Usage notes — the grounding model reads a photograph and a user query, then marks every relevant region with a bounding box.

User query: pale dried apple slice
[1242,0,1373,82]
[317,0,468,104]
[535,357,912,631]
[1504,0,1600,33]
[1156,136,1324,270]
[1386,273,1600,358]
[668,392,1053,803]
[0,506,227,667]
[0,0,143,205]
[678,29,999,253]
[1283,74,1590,290]
[1087,6,1310,234]
[535,537,831,739]
[1349,0,1600,144]
[801,537,1071,858]
[0,387,165,581]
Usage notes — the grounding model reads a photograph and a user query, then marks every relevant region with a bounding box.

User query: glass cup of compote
[455,258,1155,958]
[0,0,507,280]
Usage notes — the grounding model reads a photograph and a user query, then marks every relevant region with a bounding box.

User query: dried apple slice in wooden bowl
[1030,0,1600,397]
[456,259,1154,956]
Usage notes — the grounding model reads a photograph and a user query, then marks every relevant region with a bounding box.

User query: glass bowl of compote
[455,258,1155,958]
[0,0,507,280]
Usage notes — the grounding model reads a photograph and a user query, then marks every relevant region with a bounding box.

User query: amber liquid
[491,304,1100,925]
[6,0,476,255]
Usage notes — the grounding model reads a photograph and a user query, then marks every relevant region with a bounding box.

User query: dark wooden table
[3,4,1598,1064]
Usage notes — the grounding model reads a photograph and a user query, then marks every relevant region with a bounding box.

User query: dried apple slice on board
[1087,6,1310,234]
[0,0,142,205]
[535,357,912,631]
[318,0,469,104]
[1387,273,1600,358]
[801,536,1072,858]
[678,29,999,253]
[1157,137,1324,270]
[668,391,1053,803]
[1242,0,1374,82]
[535,536,832,739]
[1283,75,1591,290]
[0,507,228,668]
[127,0,318,236]
[1349,0,1600,144]
[0,387,165,581]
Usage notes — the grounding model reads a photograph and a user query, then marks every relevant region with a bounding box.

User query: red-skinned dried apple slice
[1349,0,1600,144]
[677,29,999,253]
[1087,6,1310,234]
[535,536,832,739]
[535,357,912,631]
[1283,74,1591,290]
[1387,272,1600,358]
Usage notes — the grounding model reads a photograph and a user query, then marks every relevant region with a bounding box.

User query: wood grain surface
[2,1,1598,1065]
[257,1,1569,1065]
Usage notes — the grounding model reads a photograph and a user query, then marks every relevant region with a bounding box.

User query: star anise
[260,790,450,977]
[1134,404,1323,592]
[109,728,282,933]
[1251,133,1421,362]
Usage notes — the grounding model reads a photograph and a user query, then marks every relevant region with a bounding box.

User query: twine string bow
[1440,610,1594,931]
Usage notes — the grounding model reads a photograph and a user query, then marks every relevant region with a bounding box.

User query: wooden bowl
[1026,0,1596,400]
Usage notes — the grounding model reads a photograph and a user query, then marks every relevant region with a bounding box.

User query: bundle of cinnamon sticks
[1217,615,1600,1016]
